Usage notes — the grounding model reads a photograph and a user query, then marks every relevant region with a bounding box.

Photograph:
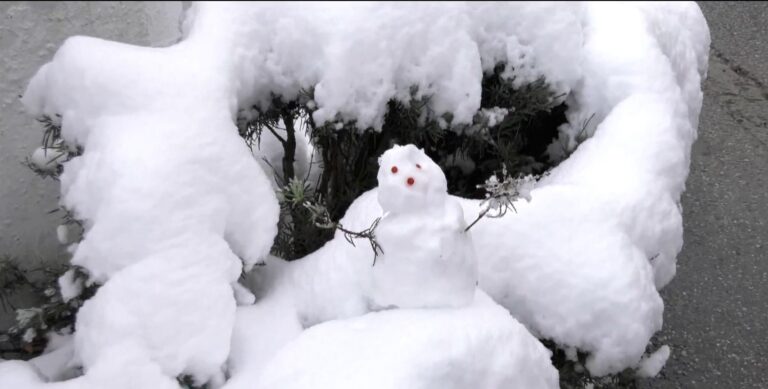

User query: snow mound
[21,10,279,385]
[224,293,303,389]
[252,291,558,389]
[74,240,240,382]
[548,2,710,290]
[288,186,660,376]
[459,187,663,375]
[22,36,279,282]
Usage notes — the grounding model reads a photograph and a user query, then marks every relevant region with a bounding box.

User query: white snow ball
[29,146,65,172]
[636,345,671,378]
[58,268,84,303]
[56,224,70,245]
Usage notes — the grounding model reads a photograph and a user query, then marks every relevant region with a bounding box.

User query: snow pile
[548,2,710,290]
[371,145,477,309]
[21,37,279,281]
[12,4,281,385]
[251,291,558,389]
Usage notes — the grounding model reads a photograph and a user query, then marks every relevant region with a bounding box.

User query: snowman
[369,144,478,309]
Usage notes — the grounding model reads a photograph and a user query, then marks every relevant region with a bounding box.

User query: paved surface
[640,3,768,388]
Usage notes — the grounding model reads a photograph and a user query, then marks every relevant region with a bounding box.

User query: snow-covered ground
[1,2,709,388]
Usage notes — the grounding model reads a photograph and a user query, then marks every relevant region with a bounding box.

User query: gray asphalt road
[640,3,768,388]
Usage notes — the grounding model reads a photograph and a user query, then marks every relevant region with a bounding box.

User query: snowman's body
[369,144,478,309]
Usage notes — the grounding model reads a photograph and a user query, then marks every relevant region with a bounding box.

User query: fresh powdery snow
[1,1,709,388]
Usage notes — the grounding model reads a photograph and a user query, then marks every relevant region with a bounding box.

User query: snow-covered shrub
[0,2,709,389]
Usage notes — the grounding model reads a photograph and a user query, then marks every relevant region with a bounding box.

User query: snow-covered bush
[0,2,709,388]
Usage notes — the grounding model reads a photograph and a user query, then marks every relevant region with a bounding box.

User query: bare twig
[303,201,383,265]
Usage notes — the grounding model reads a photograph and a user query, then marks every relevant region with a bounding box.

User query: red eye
[407,177,415,186]
[391,166,398,174]
[416,164,421,169]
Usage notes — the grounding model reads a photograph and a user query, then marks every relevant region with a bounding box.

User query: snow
[28,334,77,381]
[19,4,281,384]
[544,2,710,290]
[180,2,584,131]
[371,145,477,309]
[479,107,509,127]
[57,268,83,302]
[636,345,671,378]
[6,1,709,387]
[459,187,663,375]
[224,293,303,389]
[0,344,180,389]
[285,185,662,376]
[55,224,69,245]
[252,291,558,389]
[70,240,245,384]
[29,146,66,172]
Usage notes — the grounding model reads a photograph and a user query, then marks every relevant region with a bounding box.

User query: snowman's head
[376,144,448,213]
